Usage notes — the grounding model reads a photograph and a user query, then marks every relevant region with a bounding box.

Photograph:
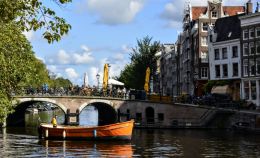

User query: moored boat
[38,120,134,140]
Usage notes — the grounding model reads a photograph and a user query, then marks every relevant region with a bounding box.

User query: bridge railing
[20,86,128,99]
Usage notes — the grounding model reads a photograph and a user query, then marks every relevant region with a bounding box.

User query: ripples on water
[0,128,260,157]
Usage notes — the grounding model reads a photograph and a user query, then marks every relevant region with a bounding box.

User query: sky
[24,0,254,86]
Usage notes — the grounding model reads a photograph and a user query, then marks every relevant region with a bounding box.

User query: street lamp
[108,64,111,79]
[96,73,100,90]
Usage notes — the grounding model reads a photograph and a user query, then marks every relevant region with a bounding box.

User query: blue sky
[24,0,252,86]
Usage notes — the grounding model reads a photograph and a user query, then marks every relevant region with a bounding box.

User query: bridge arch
[17,98,67,113]
[78,99,117,126]
[78,99,114,113]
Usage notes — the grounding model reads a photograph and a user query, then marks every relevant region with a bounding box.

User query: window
[256,27,260,37]
[222,47,227,59]
[158,113,164,121]
[257,59,260,75]
[243,60,248,76]
[250,59,255,76]
[201,37,208,46]
[244,81,249,99]
[249,42,255,55]
[243,43,249,56]
[233,63,238,77]
[232,46,238,57]
[257,41,260,54]
[212,11,217,18]
[201,67,208,78]
[251,81,256,100]
[215,65,220,78]
[214,49,220,60]
[223,64,228,77]
[249,28,254,39]
[201,52,208,63]
[202,23,208,31]
[243,30,249,39]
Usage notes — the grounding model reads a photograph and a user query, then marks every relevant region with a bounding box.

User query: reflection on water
[1,127,260,157]
[5,108,260,157]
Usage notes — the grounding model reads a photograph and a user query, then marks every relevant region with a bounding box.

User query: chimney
[246,0,253,14]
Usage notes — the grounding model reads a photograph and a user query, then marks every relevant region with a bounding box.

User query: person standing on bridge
[51,115,57,127]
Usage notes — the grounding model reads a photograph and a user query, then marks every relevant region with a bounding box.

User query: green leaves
[118,36,160,89]
[0,0,72,43]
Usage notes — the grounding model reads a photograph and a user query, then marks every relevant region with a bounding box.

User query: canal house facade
[208,15,242,101]
[178,0,244,96]
[239,9,260,107]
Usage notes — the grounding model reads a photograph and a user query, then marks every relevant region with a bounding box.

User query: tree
[0,0,72,43]
[118,36,160,89]
[0,22,39,124]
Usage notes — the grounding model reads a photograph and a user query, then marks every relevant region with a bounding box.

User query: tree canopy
[118,36,160,90]
[0,0,72,43]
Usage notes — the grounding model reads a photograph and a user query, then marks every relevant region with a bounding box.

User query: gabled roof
[191,6,245,20]
[215,14,243,42]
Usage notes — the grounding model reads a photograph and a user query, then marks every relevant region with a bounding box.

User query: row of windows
[243,41,260,56]
[214,46,238,60]
[243,27,260,40]
[215,63,239,78]
[243,59,260,76]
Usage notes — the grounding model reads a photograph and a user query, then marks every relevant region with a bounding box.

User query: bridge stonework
[15,96,125,113]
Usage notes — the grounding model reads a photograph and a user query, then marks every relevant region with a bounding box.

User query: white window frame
[222,64,228,78]
[243,30,249,40]
[243,60,248,76]
[202,23,208,32]
[256,27,260,38]
[243,43,249,56]
[256,41,260,54]
[243,81,249,99]
[249,28,254,39]
[250,58,255,76]
[232,46,238,58]
[232,63,238,77]
[250,42,255,55]
[215,65,220,78]
[214,49,220,60]
[201,67,208,78]
[222,47,227,59]
[212,11,217,18]
[201,37,208,46]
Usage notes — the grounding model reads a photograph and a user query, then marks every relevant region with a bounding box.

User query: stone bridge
[14,96,125,114]
[11,96,260,129]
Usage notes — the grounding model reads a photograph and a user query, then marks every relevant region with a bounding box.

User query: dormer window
[212,11,217,18]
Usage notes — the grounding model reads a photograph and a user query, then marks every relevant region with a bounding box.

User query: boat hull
[38,120,134,140]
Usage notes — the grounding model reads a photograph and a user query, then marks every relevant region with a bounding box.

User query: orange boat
[38,120,134,140]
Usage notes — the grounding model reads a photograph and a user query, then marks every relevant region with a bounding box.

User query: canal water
[1,109,260,157]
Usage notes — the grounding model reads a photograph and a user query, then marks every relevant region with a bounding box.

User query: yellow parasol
[103,63,109,90]
[144,67,150,93]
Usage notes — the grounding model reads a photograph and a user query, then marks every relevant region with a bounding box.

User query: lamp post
[96,73,100,90]
[108,64,111,79]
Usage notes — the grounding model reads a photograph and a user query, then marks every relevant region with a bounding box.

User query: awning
[211,85,230,94]
[108,79,124,86]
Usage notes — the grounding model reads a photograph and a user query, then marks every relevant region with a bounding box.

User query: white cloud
[73,52,94,64]
[58,50,70,64]
[65,68,79,80]
[86,0,145,25]
[160,0,247,30]
[23,30,34,41]
[113,53,124,61]
[122,44,132,53]
[48,46,95,65]
[47,65,57,73]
